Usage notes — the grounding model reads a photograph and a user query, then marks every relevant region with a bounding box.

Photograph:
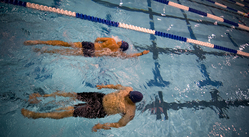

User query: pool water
[0,0,249,136]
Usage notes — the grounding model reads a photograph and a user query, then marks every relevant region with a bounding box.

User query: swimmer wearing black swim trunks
[24,37,150,58]
[21,84,143,132]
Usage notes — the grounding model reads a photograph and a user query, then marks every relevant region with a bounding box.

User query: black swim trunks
[73,92,107,118]
[82,42,95,57]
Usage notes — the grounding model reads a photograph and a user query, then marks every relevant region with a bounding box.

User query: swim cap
[120,41,129,51]
[129,91,143,103]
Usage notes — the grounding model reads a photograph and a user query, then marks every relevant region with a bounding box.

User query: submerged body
[21,84,143,132]
[24,37,149,58]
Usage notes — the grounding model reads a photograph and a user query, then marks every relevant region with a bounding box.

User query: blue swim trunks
[73,92,107,118]
[82,42,95,57]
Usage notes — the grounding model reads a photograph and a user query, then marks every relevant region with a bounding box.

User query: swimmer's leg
[28,91,77,104]
[43,91,77,99]
[55,106,75,111]
[24,40,82,48]
[33,48,83,56]
[21,106,74,119]
[28,93,42,104]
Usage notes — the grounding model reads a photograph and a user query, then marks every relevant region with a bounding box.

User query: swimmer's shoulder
[118,86,133,96]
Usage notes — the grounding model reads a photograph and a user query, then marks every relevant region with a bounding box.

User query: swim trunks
[82,42,95,57]
[73,92,107,118]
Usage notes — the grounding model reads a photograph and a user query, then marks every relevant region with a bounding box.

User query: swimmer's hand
[92,123,111,132]
[141,50,149,55]
[96,85,103,89]
[95,37,100,42]
[24,40,41,45]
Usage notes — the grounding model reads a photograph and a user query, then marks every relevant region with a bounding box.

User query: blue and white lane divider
[153,0,249,32]
[1,0,249,57]
[226,0,249,9]
[206,0,248,17]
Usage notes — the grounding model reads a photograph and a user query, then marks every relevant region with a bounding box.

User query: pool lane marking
[175,0,207,61]
[2,0,249,57]
[147,0,159,60]
[153,0,249,32]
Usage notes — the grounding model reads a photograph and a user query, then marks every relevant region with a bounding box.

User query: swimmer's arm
[95,37,111,42]
[122,50,149,58]
[96,84,124,89]
[92,113,134,132]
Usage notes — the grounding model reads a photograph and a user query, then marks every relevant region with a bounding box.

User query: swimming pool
[0,0,249,136]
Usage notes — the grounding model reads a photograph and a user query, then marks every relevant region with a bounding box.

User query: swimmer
[24,37,149,58]
[21,84,143,132]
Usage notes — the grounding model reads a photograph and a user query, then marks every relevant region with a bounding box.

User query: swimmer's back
[94,38,119,52]
[102,87,133,115]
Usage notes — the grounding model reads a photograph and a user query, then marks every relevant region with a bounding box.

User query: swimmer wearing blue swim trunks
[21,84,143,132]
[24,37,149,58]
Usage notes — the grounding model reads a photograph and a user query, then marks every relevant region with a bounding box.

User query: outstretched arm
[92,113,134,132]
[96,84,124,90]
[123,50,149,58]
[95,37,112,43]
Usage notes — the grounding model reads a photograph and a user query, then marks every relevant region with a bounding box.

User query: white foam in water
[0,0,249,137]
[111,35,122,42]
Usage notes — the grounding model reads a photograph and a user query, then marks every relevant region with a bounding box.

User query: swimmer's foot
[24,40,42,45]
[33,48,42,53]
[21,108,39,119]
[28,93,42,104]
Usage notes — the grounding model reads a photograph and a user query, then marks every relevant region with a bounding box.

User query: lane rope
[205,0,248,17]
[226,0,249,9]
[153,0,249,32]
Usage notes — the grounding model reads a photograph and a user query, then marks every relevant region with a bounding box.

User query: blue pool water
[0,0,249,136]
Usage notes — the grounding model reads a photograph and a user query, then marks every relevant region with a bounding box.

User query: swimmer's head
[120,41,129,51]
[129,91,143,103]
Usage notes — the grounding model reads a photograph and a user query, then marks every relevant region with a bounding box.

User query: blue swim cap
[120,41,129,51]
[129,91,143,103]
